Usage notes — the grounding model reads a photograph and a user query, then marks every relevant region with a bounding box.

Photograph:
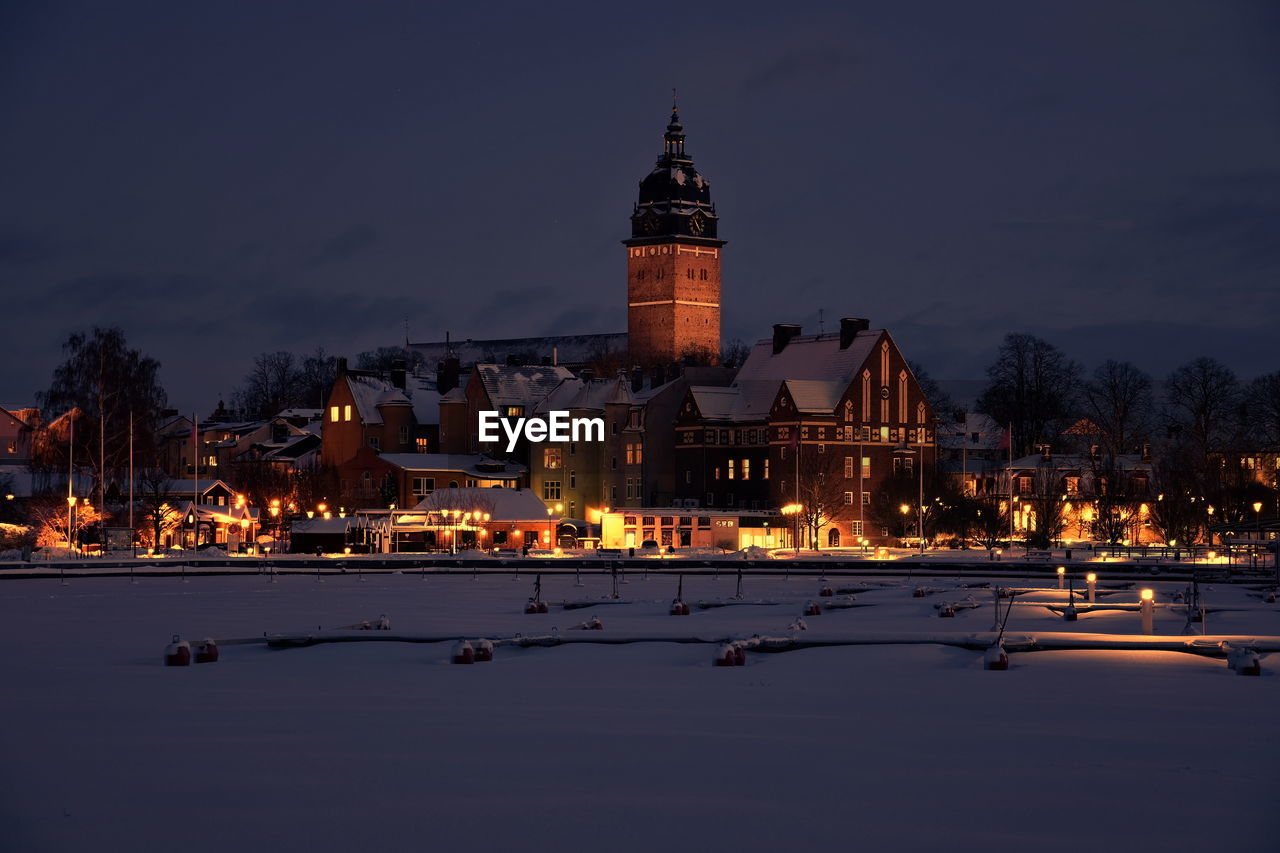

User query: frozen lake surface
[2,571,1277,852]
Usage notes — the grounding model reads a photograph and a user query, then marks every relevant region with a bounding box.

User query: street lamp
[780,503,802,556]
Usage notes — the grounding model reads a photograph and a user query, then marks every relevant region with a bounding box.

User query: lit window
[844,456,854,478]
[343,405,352,422]
[741,459,750,480]
[728,460,735,480]
[330,406,339,422]
[844,491,853,505]
[544,447,562,469]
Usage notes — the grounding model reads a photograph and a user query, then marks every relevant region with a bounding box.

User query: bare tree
[1082,360,1152,455]
[977,333,1081,458]
[136,466,179,550]
[1163,357,1240,460]
[795,449,849,549]
[1244,372,1280,448]
[1024,461,1069,549]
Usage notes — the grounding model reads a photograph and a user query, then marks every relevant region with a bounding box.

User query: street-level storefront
[599,508,789,550]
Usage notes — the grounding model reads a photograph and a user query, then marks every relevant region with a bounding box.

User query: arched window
[828,528,841,547]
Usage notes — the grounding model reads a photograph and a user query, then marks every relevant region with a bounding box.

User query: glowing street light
[1057,566,1065,589]
[1086,571,1097,603]
[1140,588,1155,634]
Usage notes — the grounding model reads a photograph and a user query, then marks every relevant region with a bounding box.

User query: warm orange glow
[317,503,328,513]
[899,503,910,515]
[1086,572,1096,583]
[1057,566,1065,575]
[1140,588,1154,601]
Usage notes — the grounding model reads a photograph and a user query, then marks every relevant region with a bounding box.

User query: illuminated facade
[624,105,724,366]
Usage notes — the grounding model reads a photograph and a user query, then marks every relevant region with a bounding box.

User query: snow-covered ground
[2,571,1277,852]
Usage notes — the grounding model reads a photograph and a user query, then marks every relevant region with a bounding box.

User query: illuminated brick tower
[624,103,725,366]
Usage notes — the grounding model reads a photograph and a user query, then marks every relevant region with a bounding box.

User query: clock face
[880,386,890,399]
[639,210,660,234]
[689,211,706,235]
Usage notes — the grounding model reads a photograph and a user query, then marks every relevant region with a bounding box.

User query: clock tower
[624,104,725,366]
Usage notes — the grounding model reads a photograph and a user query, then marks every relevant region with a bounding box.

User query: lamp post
[780,503,802,556]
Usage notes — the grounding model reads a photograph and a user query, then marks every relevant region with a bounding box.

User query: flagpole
[129,412,135,558]
[193,412,199,549]
[67,415,74,555]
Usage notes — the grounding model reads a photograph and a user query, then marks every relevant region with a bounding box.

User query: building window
[818,443,825,454]
[850,520,863,537]
[611,456,617,470]
[330,406,339,423]
[844,456,854,478]
[399,426,409,445]
[412,477,435,498]
[862,492,871,506]
[416,437,430,452]
[543,480,562,500]
[368,436,380,450]
[505,406,524,418]
[544,447,562,469]
[343,404,352,422]
[685,469,692,484]
[741,459,750,480]
[706,429,717,444]
[1065,476,1080,494]
[862,456,871,479]
[844,491,854,505]
[626,443,643,465]
[611,486,617,500]
[1018,476,1033,495]
[569,470,577,489]
[764,458,769,479]
[728,460,735,480]
[568,500,576,518]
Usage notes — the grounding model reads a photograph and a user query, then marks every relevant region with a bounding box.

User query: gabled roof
[533,377,619,414]
[735,330,881,386]
[688,380,779,422]
[781,379,844,414]
[474,364,574,408]
[343,374,411,425]
[413,485,550,521]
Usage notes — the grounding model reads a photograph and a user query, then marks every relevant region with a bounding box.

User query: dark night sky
[2,1,1277,413]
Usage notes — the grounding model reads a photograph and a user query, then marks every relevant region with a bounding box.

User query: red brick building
[624,104,724,366]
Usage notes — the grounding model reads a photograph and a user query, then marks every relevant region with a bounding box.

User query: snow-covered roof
[376,453,525,479]
[343,374,410,425]
[532,377,622,414]
[413,486,550,521]
[161,478,233,497]
[735,330,881,386]
[782,379,844,413]
[689,380,780,422]
[474,365,574,408]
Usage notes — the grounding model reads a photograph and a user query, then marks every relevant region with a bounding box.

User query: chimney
[436,356,461,395]
[772,324,801,354]
[336,357,348,376]
[390,359,406,390]
[630,366,644,393]
[839,317,869,350]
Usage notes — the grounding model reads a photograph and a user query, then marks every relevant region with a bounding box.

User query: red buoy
[819,586,834,597]
[194,638,219,663]
[984,644,1009,671]
[715,645,737,667]
[474,640,493,662]
[452,641,475,664]
[732,646,746,666]
[670,600,690,616]
[164,635,191,667]
[939,605,956,618]
[804,601,822,616]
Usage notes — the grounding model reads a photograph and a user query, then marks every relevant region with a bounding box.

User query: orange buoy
[984,644,1009,670]
[164,635,191,667]
[474,640,493,662]
[194,638,219,663]
[452,641,475,664]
